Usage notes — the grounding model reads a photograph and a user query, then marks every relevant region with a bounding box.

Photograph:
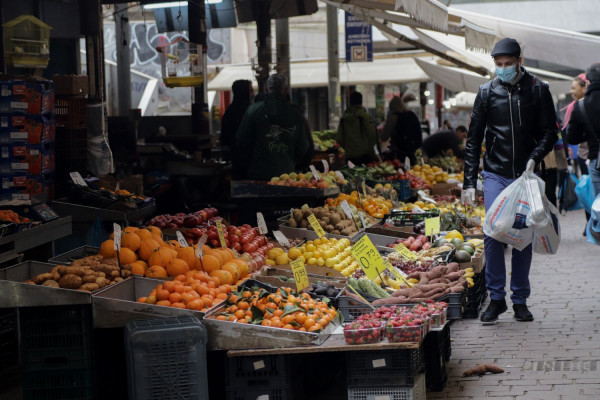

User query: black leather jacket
[566,82,600,160]
[463,68,558,189]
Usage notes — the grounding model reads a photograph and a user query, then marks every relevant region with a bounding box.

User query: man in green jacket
[235,74,310,180]
[336,91,377,165]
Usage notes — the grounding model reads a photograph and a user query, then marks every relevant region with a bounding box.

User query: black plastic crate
[439,292,466,319]
[424,324,451,392]
[22,368,95,400]
[237,279,278,294]
[346,348,425,388]
[226,354,296,389]
[226,386,292,400]
[347,373,426,400]
[125,316,209,400]
[55,96,87,129]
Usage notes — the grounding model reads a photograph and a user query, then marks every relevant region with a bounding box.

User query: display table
[0,217,72,264]
[51,201,156,224]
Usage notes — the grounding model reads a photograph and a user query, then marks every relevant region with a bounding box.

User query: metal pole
[275,18,290,90]
[254,0,272,94]
[114,3,131,116]
[327,4,341,129]
[188,0,207,135]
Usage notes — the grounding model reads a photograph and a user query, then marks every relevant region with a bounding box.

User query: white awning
[208,56,432,91]
[413,58,487,94]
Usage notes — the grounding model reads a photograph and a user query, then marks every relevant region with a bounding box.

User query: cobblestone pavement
[428,209,600,400]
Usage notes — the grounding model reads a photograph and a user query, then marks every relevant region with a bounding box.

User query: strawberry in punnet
[343,318,382,345]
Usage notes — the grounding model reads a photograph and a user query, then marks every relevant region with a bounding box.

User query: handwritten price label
[70,172,87,187]
[335,171,345,181]
[196,234,207,261]
[176,231,189,247]
[347,160,356,168]
[216,220,226,247]
[273,230,291,247]
[113,224,121,251]
[393,243,418,261]
[425,217,440,236]
[256,212,268,235]
[341,200,354,219]
[309,165,321,181]
[307,214,326,238]
[290,258,310,291]
[350,235,388,281]
[321,159,330,173]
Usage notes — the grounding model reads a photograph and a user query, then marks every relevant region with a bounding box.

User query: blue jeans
[589,159,600,197]
[482,170,533,305]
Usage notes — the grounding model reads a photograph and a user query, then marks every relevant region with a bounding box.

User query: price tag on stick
[309,165,321,181]
[256,212,268,235]
[70,172,87,187]
[113,223,122,271]
[335,171,345,181]
[176,231,189,247]
[307,214,326,238]
[216,220,227,247]
[341,200,354,219]
[347,160,356,169]
[321,159,330,173]
[393,243,418,261]
[350,235,388,281]
[196,234,207,262]
[425,217,440,236]
[290,258,310,291]
[273,230,291,247]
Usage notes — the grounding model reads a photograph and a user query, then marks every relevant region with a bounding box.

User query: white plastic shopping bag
[532,198,561,255]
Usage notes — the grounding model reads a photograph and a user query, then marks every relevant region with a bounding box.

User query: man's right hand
[461,188,476,206]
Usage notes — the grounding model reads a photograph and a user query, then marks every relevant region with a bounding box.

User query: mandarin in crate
[221,262,241,281]
[148,247,174,267]
[139,238,160,260]
[145,265,168,278]
[177,247,200,270]
[121,232,141,251]
[166,258,190,277]
[100,240,116,258]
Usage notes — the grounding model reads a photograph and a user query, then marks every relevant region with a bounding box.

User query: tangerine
[145,265,168,278]
[99,240,116,258]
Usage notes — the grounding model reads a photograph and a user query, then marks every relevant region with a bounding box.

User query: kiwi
[321,216,330,225]
[302,209,311,218]
[288,218,297,228]
[330,214,341,225]
[326,224,334,232]
[319,220,327,229]
[306,222,314,230]
[300,219,308,228]
[293,210,304,222]
[335,222,345,231]
[315,209,325,219]
[332,230,341,235]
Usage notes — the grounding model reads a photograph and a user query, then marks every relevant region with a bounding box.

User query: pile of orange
[136,270,233,311]
[213,287,338,332]
[98,227,250,283]
[326,191,392,219]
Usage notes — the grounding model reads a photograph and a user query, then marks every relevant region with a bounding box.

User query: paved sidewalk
[429,209,600,400]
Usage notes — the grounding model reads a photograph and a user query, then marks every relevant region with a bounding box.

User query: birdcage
[3,15,51,68]
[157,37,204,88]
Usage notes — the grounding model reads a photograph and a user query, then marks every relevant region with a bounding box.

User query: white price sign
[70,172,87,187]
[196,234,207,260]
[321,159,330,173]
[113,224,122,251]
[256,212,268,235]
[335,171,345,181]
[309,165,321,180]
[347,160,356,168]
[341,200,354,219]
[176,231,189,247]
[273,230,291,247]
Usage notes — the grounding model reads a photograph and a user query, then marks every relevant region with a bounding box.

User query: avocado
[458,245,475,256]
[455,250,472,263]
[461,242,475,250]
[450,238,464,248]
[433,238,449,248]
[279,276,289,281]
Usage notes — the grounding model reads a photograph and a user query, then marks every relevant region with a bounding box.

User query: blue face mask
[495,65,518,82]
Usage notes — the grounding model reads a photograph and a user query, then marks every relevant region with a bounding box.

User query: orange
[121,232,141,252]
[178,247,201,270]
[187,299,204,311]
[205,250,224,265]
[209,270,233,286]
[119,247,137,264]
[171,302,186,309]
[152,234,164,245]
[169,292,182,303]
[162,281,176,292]
[145,265,168,278]
[201,254,221,273]
[156,289,170,301]
[303,318,316,329]
[130,262,147,275]
[99,240,116,258]
[136,228,153,240]
[156,300,171,307]
[124,226,139,233]
[148,247,174,267]
[166,258,190,277]
[220,262,241,281]
[230,259,250,278]
[139,238,160,261]
[148,226,162,237]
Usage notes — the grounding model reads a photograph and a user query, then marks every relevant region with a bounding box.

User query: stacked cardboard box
[0,77,55,201]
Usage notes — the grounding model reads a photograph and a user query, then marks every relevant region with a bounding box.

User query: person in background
[462,38,557,324]
[220,80,253,150]
[567,63,600,218]
[336,91,377,165]
[541,129,569,208]
[562,73,590,234]
[382,94,422,165]
[421,125,467,160]
[442,119,453,131]
[285,94,314,171]
[234,74,309,180]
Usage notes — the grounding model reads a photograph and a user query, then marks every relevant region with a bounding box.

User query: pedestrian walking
[381,95,422,165]
[462,38,557,323]
[336,91,377,165]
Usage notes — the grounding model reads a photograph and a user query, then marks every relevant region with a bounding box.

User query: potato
[82,275,97,284]
[121,270,132,278]
[79,283,100,292]
[42,280,60,288]
[33,273,54,284]
[24,280,36,285]
[96,277,108,287]
[113,277,124,283]
[95,271,106,278]
[59,274,82,289]
[110,270,120,278]
[102,258,119,267]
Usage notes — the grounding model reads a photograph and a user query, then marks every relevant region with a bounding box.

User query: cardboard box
[0,173,53,201]
[0,77,55,115]
[0,113,55,144]
[52,74,89,96]
[430,182,459,196]
[0,143,54,174]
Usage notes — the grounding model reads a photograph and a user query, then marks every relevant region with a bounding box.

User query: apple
[183,215,199,228]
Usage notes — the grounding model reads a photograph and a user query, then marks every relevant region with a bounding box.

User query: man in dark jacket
[220,80,253,149]
[567,63,600,199]
[462,38,557,323]
[235,74,310,180]
[336,91,377,165]
[422,126,467,159]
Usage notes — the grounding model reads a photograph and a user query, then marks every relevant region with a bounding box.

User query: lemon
[307,257,318,265]
[266,259,276,266]
[267,248,284,260]
[275,254,289,265]
[288,247,302,260]
[445,230,464,241]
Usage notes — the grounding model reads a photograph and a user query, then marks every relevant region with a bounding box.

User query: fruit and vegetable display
[268,171,347,188]
[286,205,369,236]
[135,270,235,311]
[364,160,403,178]
[326,192,393,219]
[407,164,451,186]
[210,286,338,332]
[24,255,130,291]
[312,130,337,151]
[68,181,153,210]
[147,207,220,230]
[384,235,432,252]
[0,209,31,224]
[427,156,461,172]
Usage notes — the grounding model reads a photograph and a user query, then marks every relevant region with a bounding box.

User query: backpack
[479,76,543,110]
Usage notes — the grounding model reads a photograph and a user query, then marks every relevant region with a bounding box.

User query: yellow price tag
[425,217,440,236]
[387,266,408,282]
[307,214,326,238]
[351,235,388,281]
[216,220,227,247]
[290,258,310,291]
[393,243,418,261]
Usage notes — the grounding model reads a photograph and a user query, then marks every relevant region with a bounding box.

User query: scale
[32,203,59,222]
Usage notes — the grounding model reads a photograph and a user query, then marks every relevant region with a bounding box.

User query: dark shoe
[584,228,587,237]
[513,304,534,321]
[480,299,507,323]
